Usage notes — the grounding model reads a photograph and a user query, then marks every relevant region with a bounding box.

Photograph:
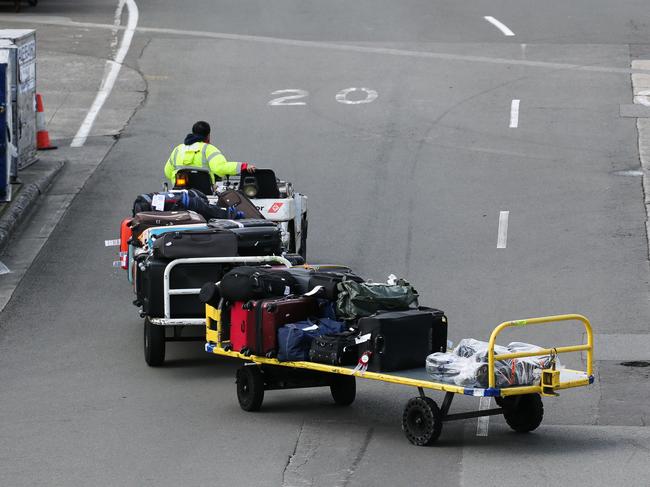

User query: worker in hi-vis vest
[164,121,256,185]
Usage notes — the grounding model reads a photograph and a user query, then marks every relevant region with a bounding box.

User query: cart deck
[205,305,594,445]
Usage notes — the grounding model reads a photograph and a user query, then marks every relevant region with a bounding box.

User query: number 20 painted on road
[269,88,378,106]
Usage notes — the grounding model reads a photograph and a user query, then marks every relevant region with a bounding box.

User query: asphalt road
[1,1,650,485]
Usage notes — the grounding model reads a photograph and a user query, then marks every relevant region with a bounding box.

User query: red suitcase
[119,218,133,270]
[229,296,318,357]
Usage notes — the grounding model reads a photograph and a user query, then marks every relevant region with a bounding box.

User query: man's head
[192,121,211,143]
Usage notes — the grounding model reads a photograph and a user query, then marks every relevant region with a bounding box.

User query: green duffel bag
[335,279,419,320]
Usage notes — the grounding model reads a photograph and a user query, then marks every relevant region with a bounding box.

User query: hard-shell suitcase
[135,256,225,318]
[119,218,133,270]
[229,296,318,356]
[209,219,281,256]
[357,308,447,372]
[139,223,209,248]
[216,189,264,219]
[153,228,238,259]
[131,211,206,240]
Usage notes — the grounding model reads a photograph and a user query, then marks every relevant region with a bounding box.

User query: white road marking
[70,0,139,147]
[335,87,378,105]
[476,397,492,436]
[509,99,520,128]
[105,239,121,247]
[110,0,126,53]
[4,15,649,76]
[0,261,11,275]
[497,211,509,249]
[484,16,515,37]
[268,89,308,106]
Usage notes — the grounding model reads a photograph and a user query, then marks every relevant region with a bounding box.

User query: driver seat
[174,168,214,195]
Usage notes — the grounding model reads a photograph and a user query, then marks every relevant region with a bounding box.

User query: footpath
[0,20,145,311]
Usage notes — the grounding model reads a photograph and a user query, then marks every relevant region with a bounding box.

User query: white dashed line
[476,397,492,436]
[70,0,139,147]
[497,211,509,249]
[509,99,520,128]
[484,16,515,37]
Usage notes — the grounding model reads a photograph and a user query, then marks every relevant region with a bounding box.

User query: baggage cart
[204,309,594,445]
[140,255,292,366]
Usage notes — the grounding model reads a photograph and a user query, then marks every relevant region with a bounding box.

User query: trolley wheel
[402,397,443,446]
[236,366,265,411]
[498,394,544,433]
[330,375,356,406]
[144,318,165,367]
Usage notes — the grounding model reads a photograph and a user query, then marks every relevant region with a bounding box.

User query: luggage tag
[352,351,372,375]
[152,194,166,211]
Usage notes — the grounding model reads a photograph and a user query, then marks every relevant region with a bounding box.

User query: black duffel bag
[219,266,297,302]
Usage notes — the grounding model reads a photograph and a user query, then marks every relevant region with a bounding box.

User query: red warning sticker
[268,202,284,214]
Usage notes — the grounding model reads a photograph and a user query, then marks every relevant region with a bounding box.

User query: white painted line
[497,211,509,249]
[476,397,492,436]
[335,87,378,105]
[509,99,520,128]
[0,261,11,275]
[105,239,121,247]
[70,0,139,147]
[3,15,650,76]
[484,16,515,37]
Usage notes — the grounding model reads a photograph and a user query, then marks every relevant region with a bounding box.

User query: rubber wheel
[236,366,265,411]
[499,394,544,433]
[402,397,443,446]
[330,375,356,406]
[144,318,165,367]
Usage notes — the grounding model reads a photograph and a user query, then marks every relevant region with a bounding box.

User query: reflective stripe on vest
[172,142,219,170]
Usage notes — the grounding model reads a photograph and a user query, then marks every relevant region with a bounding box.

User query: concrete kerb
[0,159,65,254]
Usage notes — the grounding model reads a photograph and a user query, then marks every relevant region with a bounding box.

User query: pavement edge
[0,159,65,254]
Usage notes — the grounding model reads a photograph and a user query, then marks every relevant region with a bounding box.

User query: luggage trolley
[143,255,292,366]
[204,309,594,445]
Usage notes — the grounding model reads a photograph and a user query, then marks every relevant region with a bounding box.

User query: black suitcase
[152,228,238,259]
[136,256,226,318]
[309,330,359,365]
[219,266,297,302]
[209,219,282,256]
[357,308,447,372]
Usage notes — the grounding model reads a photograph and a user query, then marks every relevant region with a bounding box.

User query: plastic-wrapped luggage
[426,339,561,388]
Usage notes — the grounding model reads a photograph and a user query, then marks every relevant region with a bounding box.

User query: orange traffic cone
[35,93,57,150]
